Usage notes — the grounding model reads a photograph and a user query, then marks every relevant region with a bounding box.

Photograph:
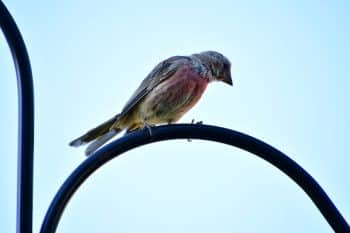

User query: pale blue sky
[1,1,349,233]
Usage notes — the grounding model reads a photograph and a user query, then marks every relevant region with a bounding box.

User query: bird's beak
[222,73,233,86]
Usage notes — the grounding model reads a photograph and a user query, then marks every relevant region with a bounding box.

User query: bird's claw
[191,119,203,125]
[188,119,203,142]
[143,123,153,136]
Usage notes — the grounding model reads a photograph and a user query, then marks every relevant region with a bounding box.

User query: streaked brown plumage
[70,51,232,155]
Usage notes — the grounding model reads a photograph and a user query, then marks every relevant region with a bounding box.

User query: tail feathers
[69,114,120,148]
[85,128,120,156]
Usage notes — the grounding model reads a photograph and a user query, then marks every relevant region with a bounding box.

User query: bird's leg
[142,121,153,136]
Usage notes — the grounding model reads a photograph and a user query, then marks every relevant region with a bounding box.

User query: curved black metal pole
[40,124,349,233]
[0,2,34,233]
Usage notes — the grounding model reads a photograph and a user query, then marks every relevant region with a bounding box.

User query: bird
[69,51,232,156]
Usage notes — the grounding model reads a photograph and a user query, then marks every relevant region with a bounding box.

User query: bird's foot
[143,122,153,136]
[191,119,203,125]
[188,119,202,142]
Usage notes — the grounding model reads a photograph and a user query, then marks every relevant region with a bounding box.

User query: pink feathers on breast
[139,65,209,124]
[164,66,208,116]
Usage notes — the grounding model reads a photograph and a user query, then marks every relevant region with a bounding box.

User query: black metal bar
[0,2,34,233]
[40,124,349,233]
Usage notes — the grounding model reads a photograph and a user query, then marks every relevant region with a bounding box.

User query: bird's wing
[119,55,190,117]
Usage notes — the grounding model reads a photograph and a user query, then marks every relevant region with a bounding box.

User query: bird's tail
[69,115,122,155]
[84,128,120,156]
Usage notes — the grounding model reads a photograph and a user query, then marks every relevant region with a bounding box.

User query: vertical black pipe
[0,2,34,233]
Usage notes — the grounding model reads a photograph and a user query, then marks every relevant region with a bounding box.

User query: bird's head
[194,51,233,86]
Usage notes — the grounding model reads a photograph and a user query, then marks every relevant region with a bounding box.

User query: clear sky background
[1,1,349,233]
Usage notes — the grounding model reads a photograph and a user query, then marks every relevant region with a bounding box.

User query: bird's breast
[140,66,208,124]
